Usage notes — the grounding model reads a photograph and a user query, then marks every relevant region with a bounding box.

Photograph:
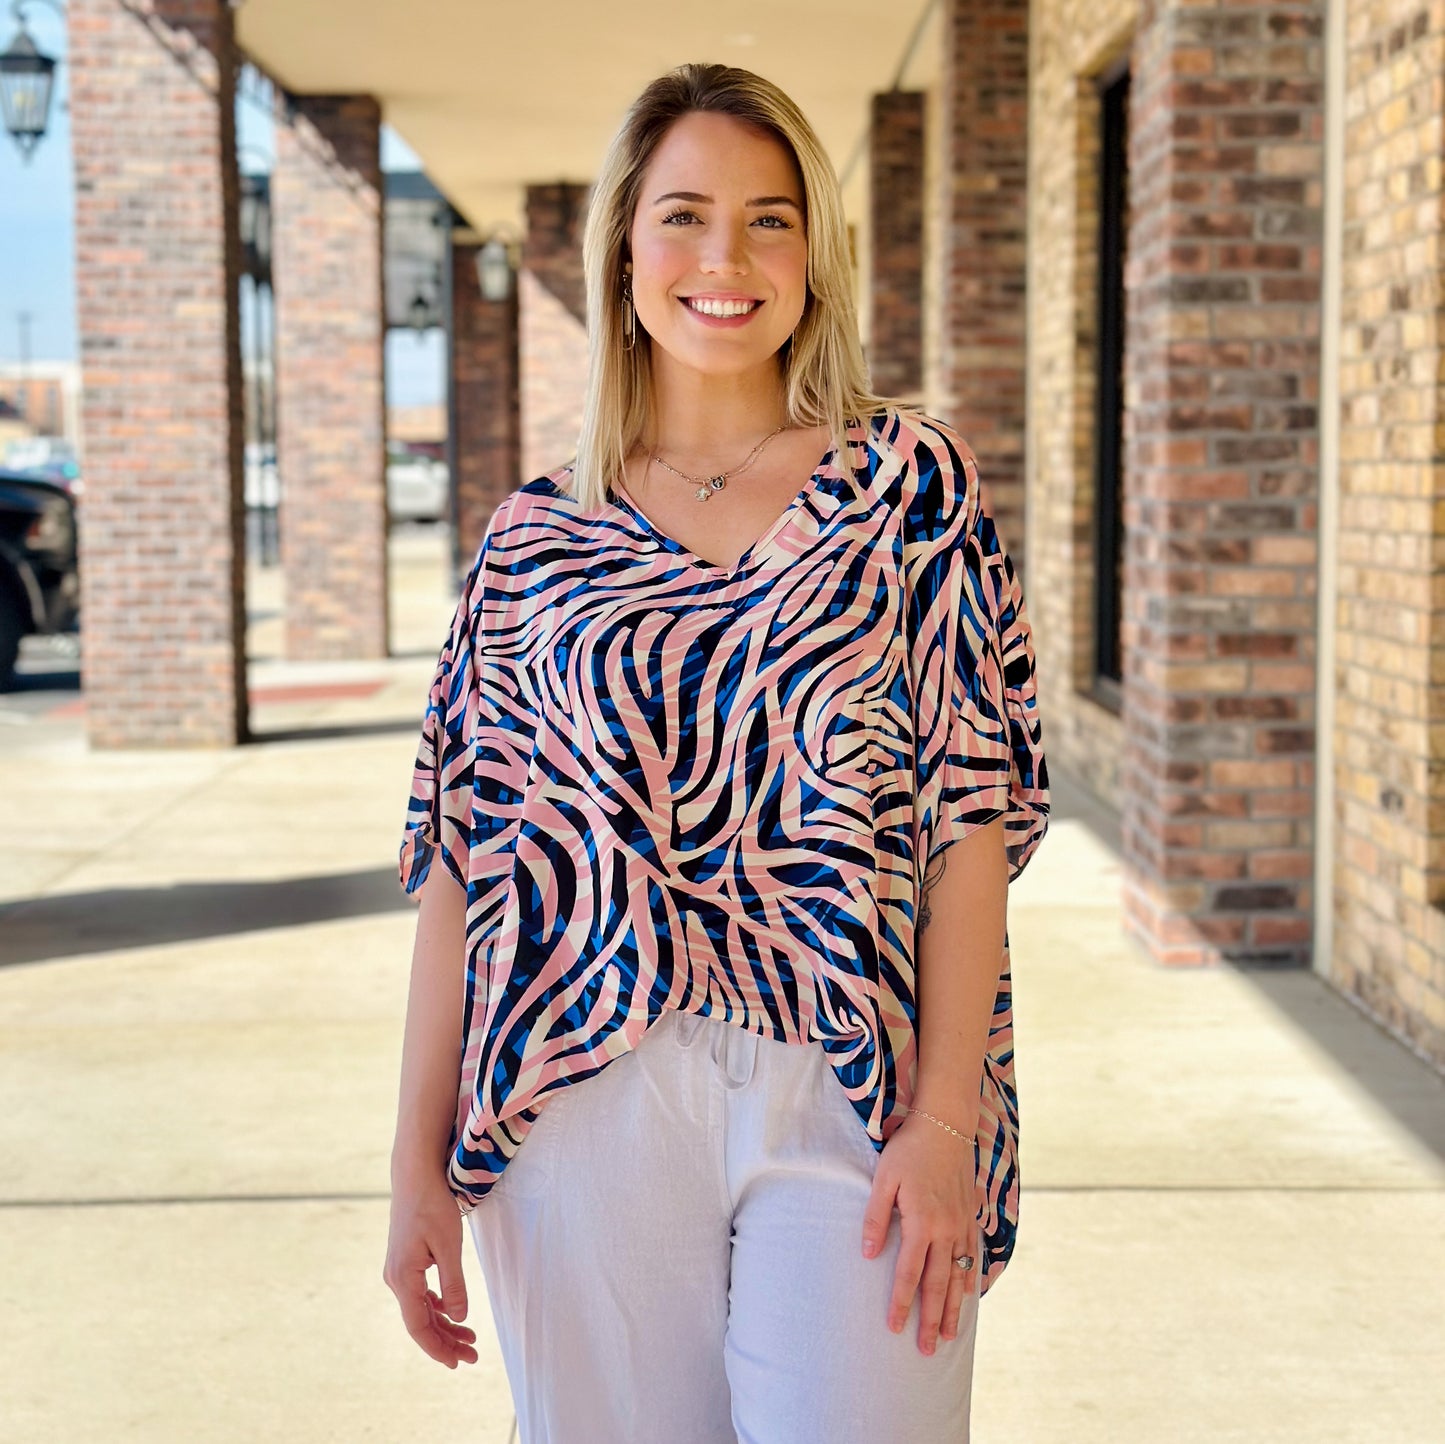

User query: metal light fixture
[0,1,62,162]
[407,272,444,333]
[475,233,515,303]
[239,171,272,285]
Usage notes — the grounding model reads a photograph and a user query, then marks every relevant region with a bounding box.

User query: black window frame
[1091,55,1130,712]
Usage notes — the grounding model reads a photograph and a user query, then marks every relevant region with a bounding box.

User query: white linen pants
[466,1007,980,1443]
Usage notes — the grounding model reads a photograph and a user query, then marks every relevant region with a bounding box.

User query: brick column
[271,95,388,660]
[1120,1,1324,967]
[1334,0,1445,1062]
[868,91,925,398]
[69,0,248,747]
[451,240,520,565]
[520,181,590,482]
[939,0,1029,557]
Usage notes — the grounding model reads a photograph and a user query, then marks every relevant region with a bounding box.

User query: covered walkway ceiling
[235,0,940,233]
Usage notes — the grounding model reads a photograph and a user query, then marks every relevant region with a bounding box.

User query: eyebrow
[650,191,802,210]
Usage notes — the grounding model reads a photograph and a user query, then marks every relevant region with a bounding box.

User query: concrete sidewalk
[1,525,1442,1442]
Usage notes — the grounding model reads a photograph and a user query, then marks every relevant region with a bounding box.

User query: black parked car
[0,471,80,690]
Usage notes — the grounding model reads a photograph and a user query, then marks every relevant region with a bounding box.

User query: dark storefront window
[1092,59,1130,707]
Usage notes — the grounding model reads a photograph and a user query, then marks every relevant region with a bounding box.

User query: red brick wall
[939,0,1030,562]
[451,241,520,566]
[520,182,590,482]
[1025,3,1136,814]
[1120,0,1324,966]
[272,94,388,660]
[69,0,248,747]
[0,376,66,436]
[1334,0,1445,1063]
[869,91,926,399]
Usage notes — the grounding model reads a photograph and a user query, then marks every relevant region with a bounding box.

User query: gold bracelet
[904,1106,969,1139]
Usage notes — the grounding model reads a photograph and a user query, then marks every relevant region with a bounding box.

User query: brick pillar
[520,181,590,482]
[69,0,248,747]
[939,0,1029,558]
[868,91,925,398]
[451,240,520,565]
[1334,0,1445,1063]
[271,95,388,660]
[1120,1,1324,967]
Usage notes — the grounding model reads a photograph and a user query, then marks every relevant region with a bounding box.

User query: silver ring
[953,1253,974,1271]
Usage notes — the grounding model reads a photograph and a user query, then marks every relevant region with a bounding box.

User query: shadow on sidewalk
[1045,763,1445,1168]
[246,718,422,745]
[0,866,416,968]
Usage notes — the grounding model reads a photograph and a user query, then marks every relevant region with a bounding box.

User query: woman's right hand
[382,1166,479,1369]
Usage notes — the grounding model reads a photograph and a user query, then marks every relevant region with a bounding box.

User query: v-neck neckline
[611,426,856,581]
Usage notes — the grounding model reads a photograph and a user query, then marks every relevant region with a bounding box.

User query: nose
[698,219,749,273]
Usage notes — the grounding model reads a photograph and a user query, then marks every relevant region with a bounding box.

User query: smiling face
[626,109,809,381]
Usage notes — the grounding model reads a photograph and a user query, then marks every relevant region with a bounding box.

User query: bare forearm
[913,816,1009,1137]
[390,860,468,1187]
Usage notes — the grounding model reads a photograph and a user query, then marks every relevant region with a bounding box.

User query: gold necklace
[648,424,789,502]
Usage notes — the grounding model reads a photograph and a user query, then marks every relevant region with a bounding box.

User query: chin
[659,337,789,377]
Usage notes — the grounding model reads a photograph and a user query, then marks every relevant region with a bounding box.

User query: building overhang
[234,0,940,236]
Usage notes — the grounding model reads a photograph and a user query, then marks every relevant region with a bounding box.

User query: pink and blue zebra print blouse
[397,405,1049,1297]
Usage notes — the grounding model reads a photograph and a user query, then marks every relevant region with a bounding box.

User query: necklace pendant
[695,484,712,502]
[709,474,727,492]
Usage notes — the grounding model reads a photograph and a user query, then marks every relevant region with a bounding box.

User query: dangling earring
[622,269,637,351]
[621,270,638,351]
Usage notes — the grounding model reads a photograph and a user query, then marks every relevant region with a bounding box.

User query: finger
[887,1231,928,1334]
[959,1215,983,1297]
[420,1292,478,1367]
[425,1290,479,1347]
[435,1242,469,1322]
[915,1242,955,1355]
[861,1173,898,1260]
[939,1246,970,1342]
[397,1276,454,1367]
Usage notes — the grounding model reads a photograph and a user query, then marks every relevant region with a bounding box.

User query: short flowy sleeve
[397,543,488,897]
[909,423,1050,885]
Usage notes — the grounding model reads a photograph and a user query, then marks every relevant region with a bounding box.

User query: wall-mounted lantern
[239,171,272,286]
[475,228,520,303]
[0,1,62,162]
[406,265,444,333]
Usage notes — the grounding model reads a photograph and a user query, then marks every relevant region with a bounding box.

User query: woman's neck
[642,357,790,464]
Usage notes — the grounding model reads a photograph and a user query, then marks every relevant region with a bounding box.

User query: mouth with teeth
[680,295,765,323]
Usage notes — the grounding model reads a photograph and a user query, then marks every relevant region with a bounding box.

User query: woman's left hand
[860,1111,982,1355]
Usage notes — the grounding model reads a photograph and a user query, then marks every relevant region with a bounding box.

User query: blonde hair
[566,61,925,511]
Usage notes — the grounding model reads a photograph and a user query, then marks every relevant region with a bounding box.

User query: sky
[0,7,444,408]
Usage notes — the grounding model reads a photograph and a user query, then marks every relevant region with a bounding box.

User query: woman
[383,61,1049,1443]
